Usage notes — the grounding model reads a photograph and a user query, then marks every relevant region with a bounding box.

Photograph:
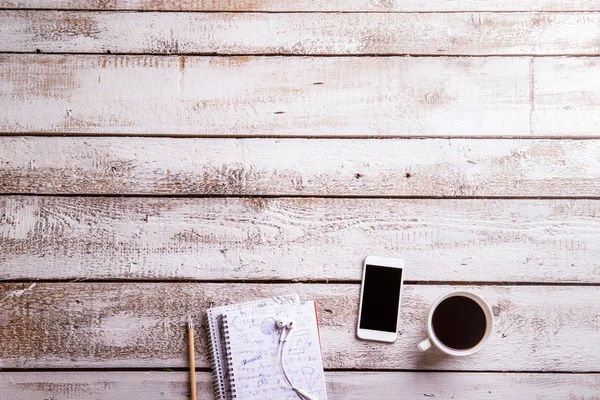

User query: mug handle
[417,337,432,352]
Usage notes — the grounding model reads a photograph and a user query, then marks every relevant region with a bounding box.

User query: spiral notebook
[206,294,301,400]
[222,301,328,399]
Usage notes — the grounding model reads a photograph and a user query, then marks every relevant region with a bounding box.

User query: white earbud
[276,317,288,329]
[277,318,295,343]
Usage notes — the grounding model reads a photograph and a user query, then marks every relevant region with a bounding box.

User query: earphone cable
[278,329,294,388]
[276,319,318,400]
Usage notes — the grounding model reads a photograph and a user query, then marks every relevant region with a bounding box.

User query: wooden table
[1,1,600,399]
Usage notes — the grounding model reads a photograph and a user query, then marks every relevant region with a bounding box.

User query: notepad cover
[206,294,301,400]
[222,301,328,399]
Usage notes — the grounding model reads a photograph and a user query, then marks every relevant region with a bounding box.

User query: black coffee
[431,295,487,350]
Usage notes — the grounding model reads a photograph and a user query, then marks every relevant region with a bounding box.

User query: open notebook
[206,294,301,400]
[222,301,328,399]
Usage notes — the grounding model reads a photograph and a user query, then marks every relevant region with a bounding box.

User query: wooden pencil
[188,317,197,400]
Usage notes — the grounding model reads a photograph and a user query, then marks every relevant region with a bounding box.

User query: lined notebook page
[223,301,328,400]
[206,294,300,400]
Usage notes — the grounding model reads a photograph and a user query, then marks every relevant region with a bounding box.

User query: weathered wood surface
[1,283,599,371]
[4,11,600,56]
[2,196,600,283]
[1,0,598,392]
[1,0,599,12]
[534,57,600,138]
[2,55,596,137]
[4,137,600,196]
[2,371,600,400]
[0,54,556,136]
[0,372,210,400]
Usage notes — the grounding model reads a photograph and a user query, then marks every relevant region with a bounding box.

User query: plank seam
[0,367,212,372]
[1,280,599,286]
[2,9,600,13]
[6,134,600,139]
[3,193,600,200]
[0,367,598,374]
[1,51,598,57]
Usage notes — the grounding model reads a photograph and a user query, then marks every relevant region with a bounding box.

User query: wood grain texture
[3,11,600,56]
[1,283,599,371]
[0,371,211,400]
[1,55,594,136]
[4,137,600,196]
[535,58,600,137]
[1,0,599,12]
[0,54,534,136]
[2,371,600,399]
[2,196,600,283]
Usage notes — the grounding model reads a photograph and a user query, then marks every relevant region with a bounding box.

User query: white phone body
[356,256,404,343]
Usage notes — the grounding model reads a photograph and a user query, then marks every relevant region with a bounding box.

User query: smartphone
[356,256,404,343]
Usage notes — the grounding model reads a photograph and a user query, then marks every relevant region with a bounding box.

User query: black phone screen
[359,265,403,332]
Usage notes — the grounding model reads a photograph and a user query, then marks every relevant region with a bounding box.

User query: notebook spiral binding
[222,315,238,398]
[206,309,227,399]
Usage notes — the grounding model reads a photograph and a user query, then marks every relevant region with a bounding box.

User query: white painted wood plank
[0,371,211,400]
[3,11,600,56]
[0,283,599,371]
[2,371,600,399]
[534,57,600,137]
[2,196,600,283]
[1,0,599,12]
[324,372,600,399]
[0,54,533,136]
[3,137,600,196]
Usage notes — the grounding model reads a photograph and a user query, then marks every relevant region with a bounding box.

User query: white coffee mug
[417,291,494,356]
